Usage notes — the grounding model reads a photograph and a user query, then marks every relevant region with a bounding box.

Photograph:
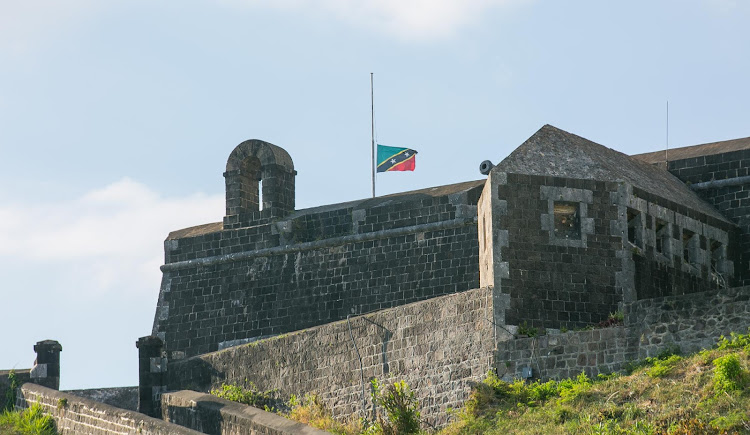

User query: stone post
[136,335,167,418]
[31,340,62,390]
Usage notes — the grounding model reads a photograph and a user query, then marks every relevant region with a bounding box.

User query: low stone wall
[167,287,494,428]
[495,327,635,381]
[162,390,330,434]
[16,383,201,435]
[627,285,750,358]
[495,286,750,381]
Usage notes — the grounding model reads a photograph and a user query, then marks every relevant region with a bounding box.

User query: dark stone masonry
[5,124,750,433]
[135,125,750,428]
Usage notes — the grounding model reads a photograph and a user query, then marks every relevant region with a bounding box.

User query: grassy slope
[440,332,750,435]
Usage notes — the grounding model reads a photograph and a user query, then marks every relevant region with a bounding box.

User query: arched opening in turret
[223,139,296,228]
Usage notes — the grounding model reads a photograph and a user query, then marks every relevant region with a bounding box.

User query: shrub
[645,354,682,378]
[287,394,361,435]
[517,321,539,337]
[370,379,421,435]
[3,370,19,412]
[716,328,750,352]
[557,372,592,404]
[210,382,284,413]
[712,353,747,394]
[0,403,56,435]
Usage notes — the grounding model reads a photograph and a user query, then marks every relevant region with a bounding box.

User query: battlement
[152,139,484,357]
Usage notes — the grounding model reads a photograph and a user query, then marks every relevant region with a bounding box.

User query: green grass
[0,404,56,435]
[440,330,750,434]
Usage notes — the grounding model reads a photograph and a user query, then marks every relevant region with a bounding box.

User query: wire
[347,314,367,420]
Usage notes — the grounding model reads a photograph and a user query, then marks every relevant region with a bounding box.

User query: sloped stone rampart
[162,390,330,434]
[16,383,201,435]
[167,287,495,428]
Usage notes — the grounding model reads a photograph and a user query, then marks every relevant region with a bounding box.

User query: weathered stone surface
[64,387,138,412]
[167,287,494,428]
[162,390,330,435]
[16,383,202,435]
[153,180,484,359]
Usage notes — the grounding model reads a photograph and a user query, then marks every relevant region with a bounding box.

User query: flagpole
[371,73,375,198]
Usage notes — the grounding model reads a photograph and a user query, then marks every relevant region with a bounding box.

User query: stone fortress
[6,124,750,433]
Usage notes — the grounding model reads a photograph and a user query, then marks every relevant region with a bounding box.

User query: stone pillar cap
[34,340,62,352]
[136,335,164,348]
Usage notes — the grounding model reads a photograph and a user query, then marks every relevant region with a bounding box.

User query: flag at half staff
[377,145,418,172]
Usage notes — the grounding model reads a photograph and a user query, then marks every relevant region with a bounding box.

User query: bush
[210,382,284,412]
[645,354,682,378]
[557,372,592,404]
[716,328,750,352]
[370,379,421,435]
[0,403,56,435]
[712,354,747,394]
[4,370,19,412]
[287,394,361,435]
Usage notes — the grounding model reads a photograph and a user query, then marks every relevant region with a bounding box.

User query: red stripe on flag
[387,155,416,171]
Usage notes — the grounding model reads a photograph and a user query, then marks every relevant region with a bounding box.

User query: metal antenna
[665,100,669,168]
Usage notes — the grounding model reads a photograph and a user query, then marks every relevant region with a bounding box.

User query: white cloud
[0,178,223,296]
[224,0,528,41]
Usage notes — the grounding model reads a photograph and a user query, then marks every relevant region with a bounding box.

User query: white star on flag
[391,159,396,164]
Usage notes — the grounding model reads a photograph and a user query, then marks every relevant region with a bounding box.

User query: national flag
[377,145,418,172]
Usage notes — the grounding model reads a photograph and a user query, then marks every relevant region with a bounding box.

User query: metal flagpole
[371,73,375,198]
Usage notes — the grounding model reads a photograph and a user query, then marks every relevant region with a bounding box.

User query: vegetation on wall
[440,329,750,434]
[212,378,424,435]
[3,370,19,412]
[210,329,750,434]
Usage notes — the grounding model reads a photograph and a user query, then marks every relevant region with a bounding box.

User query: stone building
[153,124,745,357]
[146,124,750,425]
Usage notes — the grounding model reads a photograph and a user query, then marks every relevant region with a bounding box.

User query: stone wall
[618,185,734,300]
[488,172,624,330]
[627,285,750,358]
[154,181,483,359]
[494,286,750,382]
[166,287,494,428]
[495,327,634,381]
[162,390,329,435]
[480,170,735,333]
[666,149,750,285]
[16,383,201,435]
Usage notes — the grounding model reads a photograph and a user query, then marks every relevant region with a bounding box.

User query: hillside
[439,330,750,435]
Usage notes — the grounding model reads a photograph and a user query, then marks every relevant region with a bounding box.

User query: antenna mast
[371,73,375,198]
[665,100,669,168]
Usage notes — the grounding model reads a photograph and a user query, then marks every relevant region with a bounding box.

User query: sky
[1,0,749,390]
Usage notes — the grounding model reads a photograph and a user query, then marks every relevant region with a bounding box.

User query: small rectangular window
[682,229,695,263]
[554,202,580,240]
[655,219,668,255]
[627,209,641,247]
[710,240,723,271]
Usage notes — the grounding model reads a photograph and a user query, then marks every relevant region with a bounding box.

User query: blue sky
[1,0,748,390]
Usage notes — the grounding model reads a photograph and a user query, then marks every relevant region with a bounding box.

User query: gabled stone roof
[494,124,731,224]
[632,136,750,164]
